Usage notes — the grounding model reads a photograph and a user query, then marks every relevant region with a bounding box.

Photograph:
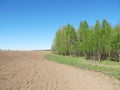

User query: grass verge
[45,54,120,80]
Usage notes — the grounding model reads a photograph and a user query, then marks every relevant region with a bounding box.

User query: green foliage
[52,20,120,61]
[111,24,120,61]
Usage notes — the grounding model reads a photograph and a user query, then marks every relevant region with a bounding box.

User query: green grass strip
[45,54,120,80]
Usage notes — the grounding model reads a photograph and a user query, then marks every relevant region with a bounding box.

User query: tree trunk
[118,53,120,62]
[108,51,111,60]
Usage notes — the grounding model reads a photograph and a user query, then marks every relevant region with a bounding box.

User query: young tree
[65,24,77,56]
[111,24,120,61]
[101,19,112,60]
[93,20,101,60]
[77,21,89,56]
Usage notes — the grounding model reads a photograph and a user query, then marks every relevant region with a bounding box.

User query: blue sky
[0,0,120,50]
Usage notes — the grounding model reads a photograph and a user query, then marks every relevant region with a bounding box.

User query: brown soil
[0,51,120,90]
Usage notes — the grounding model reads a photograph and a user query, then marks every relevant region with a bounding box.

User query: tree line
[52,19,120,62]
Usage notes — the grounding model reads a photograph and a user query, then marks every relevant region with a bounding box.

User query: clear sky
[0,0,120,50]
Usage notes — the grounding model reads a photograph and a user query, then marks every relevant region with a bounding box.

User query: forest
[52,19,120,62]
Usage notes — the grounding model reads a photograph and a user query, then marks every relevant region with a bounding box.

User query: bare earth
[0,51,120,90]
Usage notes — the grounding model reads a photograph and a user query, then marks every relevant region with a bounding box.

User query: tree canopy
[52,20,120,62]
